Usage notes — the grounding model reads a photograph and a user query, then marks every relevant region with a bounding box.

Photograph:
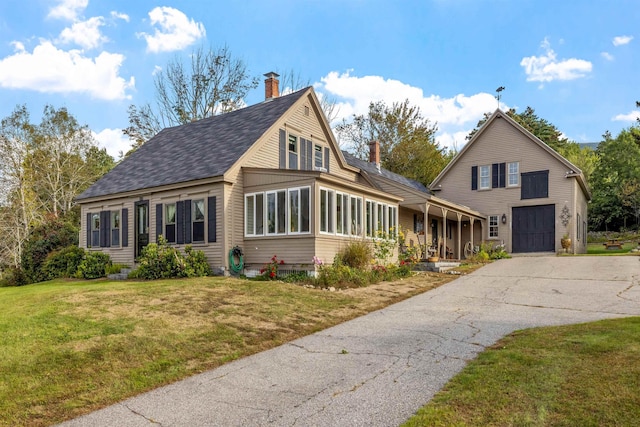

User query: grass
[586,241,638,255]
[403,317,640,427]
[0,272,455,426]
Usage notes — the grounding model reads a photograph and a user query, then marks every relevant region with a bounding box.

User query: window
[165,203,176,242]
[288,187,310,233]
[245,193,264,236]
[267,190,287,235]
[288,135,298,170]
[366,200,374,237]
[336,192,349,235]
[192,199,205,242]
[479,165,490,189]
[577,213,581,241]
[91,213,100,247]
[314,145,324,170]
[111,211,120,247]
[388,205,397,237]
[350,196,363,236]
[521,170,549,199]
[489,215,499,238]
[320,188,334,233]
[508,162,519,187]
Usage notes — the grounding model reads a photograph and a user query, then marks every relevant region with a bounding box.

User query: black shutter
[122,208,128,247]
[156,203,163,242]
[176,201,184,244]
[207,196,216,242]
[184,199,192,244]
[307,140,313,170]
[100,210,111,248]
[324,147,330,173]
[499,163,506,188]
[86,213,92,247]
[492,163,499,188]
[300,138,307,170]
[279,129,286,169]
[471,166,478,190]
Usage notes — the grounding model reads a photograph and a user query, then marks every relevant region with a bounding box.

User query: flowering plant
[260,255,285,280]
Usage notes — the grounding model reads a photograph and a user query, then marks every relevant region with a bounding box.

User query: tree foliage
[336,99,447,187]
[124,45,259,148]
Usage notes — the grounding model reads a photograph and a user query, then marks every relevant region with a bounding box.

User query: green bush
[0,267,28,287]
[76,252,112,279]
[41,246,85,280]
[335,240,372,269]
[105,263,130,275]
[21,217,78,284]
[129,236,211,280]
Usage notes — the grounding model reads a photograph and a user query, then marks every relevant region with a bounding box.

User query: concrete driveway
[59,256,640,427]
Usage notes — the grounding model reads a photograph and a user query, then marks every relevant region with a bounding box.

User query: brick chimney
[369,140,381,171]
[264,72,280,100]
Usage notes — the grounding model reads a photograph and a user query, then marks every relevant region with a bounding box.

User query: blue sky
[0,0,638,158]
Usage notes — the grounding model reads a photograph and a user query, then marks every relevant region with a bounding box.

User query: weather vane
[495,86,505,108]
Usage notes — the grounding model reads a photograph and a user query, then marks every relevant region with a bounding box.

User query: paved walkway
[59,256,640,426]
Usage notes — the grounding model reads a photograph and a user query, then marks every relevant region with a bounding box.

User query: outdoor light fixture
[501,213,507,224]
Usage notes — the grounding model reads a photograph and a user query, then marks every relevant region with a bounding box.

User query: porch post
[422,202,430,259]
[440,207,448,258]
[456,213,462,260]
[470,217,475,255]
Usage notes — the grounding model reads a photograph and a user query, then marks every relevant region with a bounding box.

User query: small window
[192,199,205,242]
[508,162,520,187]
[521,170,549,199]
[91,213,100,247]
[245,193,264,236]
[489,215,499,238]
[314,145,324,170]
[479,165,490,189]
[288,135,298,170]
[111,211,120,247]
[165,203,176,242]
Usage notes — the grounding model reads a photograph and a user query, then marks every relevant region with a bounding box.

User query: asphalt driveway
[59,256,640,426]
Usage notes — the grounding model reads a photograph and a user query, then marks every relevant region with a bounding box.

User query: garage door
[512,205,555,253]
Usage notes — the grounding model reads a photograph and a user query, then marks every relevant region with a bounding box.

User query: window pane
[480,165,490,189]
[327,191,334,233]
[166,224,176,243]
[301,188,310,233]
[336,193,343,234]
[320,189,327,232]
[315,145,323,168]
[256,194,264,235]
[277,191,286,234]
[193,200,205,221]
[508,162,519,186]
[245,195,254,235]
[111,229,120,247]
[290,189,299,232]
[267,193,276,234]
[193,222,204,242]
[166,204,176,224]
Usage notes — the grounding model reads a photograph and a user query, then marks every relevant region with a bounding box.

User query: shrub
[41,246,85,280]
[21,216,78,284]
[260,255,284,280]
[130,236,211,280]
[76,252,112,279]
[105,263,130,275]
[0,267,28,287]
[335,240,372,269]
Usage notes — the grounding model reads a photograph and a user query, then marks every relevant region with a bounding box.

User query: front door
[135,201,149,258]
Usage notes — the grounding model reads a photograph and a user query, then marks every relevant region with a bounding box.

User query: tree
[336,99,447,187]
[124,45,259,148]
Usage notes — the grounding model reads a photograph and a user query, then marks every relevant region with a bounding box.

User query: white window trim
[288,186,311,235]
[479,165,491,190]
[507,162,520,187]
[319,187,335,235]
[489,215,499,238]
[336,191,350,236]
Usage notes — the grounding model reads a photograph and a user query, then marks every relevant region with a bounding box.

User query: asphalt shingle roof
[341,150,431,194]
[77,88,309,200]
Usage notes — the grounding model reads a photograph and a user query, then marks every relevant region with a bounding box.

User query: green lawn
[586,242,638,255]
[403,317,640,427]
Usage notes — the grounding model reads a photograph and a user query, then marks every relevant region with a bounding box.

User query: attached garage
[512,205,555,253]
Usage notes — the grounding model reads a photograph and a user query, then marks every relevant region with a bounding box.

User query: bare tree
[124,45,259,148]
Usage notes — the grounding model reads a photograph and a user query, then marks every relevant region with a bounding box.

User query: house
[75,73,485,274]
[430,109,591,254]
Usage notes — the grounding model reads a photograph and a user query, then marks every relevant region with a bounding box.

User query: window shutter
[279,129,286,169]
[307,140,313,170]
[176,201,185,244]
[499,163,506,188]
[471,166,478,190]
[208,196,217,242]
[156,203,163,242]
[86,213,91,247]
[100,210,111,247]
[492,163,499,188]
[122,208,128,247]
[184,199,192,244]
[300,138,307,170]
[324,147,330,173]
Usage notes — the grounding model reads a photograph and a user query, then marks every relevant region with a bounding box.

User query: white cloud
[613,35,633,46]
[138,7,205,53]
[601,51,614,61]
[315,70,501,150]
[520,38,592,83]
[58,16,107,49]
[612,110,640,122]
[48,0,88,21]
[110,11,130,22]
[0,40,134,100]
[93,128,130,158]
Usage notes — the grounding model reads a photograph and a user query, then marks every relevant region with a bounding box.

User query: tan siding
[81,199,136,266]
[436,117,581,253]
